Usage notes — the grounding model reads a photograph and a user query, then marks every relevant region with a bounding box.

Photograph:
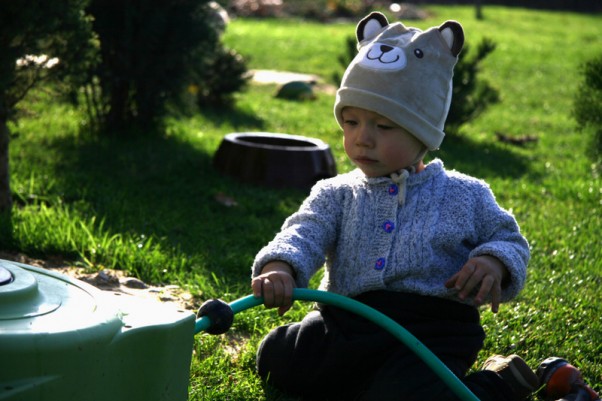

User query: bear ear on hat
[356,12,389,43]
[438,20,464,57]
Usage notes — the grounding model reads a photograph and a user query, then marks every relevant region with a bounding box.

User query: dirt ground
[0,251,200,312]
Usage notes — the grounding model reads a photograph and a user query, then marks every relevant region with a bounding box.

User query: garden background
[1,2,600,400]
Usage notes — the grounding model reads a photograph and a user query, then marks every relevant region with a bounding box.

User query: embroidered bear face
[334,12,464,150]
[355,12,464,72]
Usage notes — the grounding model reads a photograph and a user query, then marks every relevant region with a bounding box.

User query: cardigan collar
[360,159,444,205]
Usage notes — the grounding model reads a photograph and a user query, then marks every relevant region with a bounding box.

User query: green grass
[3,5,601,399]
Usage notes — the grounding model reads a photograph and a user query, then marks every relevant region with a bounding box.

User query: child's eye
[377,124,394,130]
[343,119,358,126]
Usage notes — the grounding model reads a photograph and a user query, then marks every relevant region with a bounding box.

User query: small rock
[86,270,119,289]
[276,81,316,101]
[164,285,180,290]
[215,192,238,207]
[122,277,149,289]
[159,295,177,303]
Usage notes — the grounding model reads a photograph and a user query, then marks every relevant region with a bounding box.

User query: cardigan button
[387,184,399,196]
[374,258,386,270]
[382,220,395,233]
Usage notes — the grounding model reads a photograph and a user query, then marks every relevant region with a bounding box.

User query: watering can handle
[194,288,480,401]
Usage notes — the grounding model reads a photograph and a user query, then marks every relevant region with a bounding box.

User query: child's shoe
[536,357,600,401]
[555,387,601,401]
[483,354,540,400]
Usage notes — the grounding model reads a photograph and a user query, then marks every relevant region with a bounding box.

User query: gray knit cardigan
[252,159,529,305]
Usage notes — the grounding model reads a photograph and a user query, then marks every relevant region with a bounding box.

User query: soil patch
[0,251,200,312]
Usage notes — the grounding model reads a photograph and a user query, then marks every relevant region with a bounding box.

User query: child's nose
[356,125,375,147]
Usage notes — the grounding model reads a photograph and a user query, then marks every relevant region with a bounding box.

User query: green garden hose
[195,288,480,401]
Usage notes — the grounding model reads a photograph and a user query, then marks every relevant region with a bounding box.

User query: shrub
[332,36,357,86]
[445,37,499,134]
[573,53,602,164]
[86,0,220,133]
[194,46,250,109]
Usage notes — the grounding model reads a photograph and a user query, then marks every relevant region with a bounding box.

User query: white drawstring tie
[390,166,415,206]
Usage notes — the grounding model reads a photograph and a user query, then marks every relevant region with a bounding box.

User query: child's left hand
[444,255,509,313]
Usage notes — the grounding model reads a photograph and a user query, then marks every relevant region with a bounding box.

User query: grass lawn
[2,5,601,400]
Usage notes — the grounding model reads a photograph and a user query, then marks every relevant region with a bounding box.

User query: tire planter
[213,133,337,190]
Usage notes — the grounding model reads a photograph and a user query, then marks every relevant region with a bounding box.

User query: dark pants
[257,291,516,401]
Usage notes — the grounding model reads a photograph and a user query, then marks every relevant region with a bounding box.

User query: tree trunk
[0,111,12,213]
[475,0,484,20]
[0,97,15,247]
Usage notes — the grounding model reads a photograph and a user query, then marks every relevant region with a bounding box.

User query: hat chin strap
[390,146,428,206]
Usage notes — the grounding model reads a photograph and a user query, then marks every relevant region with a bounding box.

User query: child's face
[342,107,424,177]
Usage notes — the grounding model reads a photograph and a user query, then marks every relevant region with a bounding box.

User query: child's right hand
[251,261,296,316]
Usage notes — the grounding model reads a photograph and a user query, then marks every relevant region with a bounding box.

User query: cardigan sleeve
[467,182,530,302]
[252,179,342,288]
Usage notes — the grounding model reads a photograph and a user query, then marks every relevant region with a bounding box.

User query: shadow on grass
[43,128,306,283]
[197,104,266,130]
[435,133,539,180]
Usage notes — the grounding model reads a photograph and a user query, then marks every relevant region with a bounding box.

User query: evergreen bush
[573,53,602,164]
[332,36,357,86]
[445,37,499,134]
[194,46,250,109]
[86,0,224,133]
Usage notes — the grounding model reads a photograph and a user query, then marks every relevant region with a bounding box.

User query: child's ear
[356,12,389,43]
[438,21,464,57]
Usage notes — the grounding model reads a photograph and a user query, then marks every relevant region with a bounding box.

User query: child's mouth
[354,157,377,165]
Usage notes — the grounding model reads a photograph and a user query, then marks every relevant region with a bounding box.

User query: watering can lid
[0,259,111,330]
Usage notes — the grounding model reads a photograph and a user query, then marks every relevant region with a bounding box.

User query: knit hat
[334,12,464,150]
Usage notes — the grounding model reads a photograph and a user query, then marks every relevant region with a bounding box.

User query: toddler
[251,12,598,401]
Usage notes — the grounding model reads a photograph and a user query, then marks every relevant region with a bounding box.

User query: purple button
[374,258,386,270]
[383,220,395,233]
[388,184,399,196]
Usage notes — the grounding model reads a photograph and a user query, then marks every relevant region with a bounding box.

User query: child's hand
[444,255,509,313]
[251,261,296,316]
